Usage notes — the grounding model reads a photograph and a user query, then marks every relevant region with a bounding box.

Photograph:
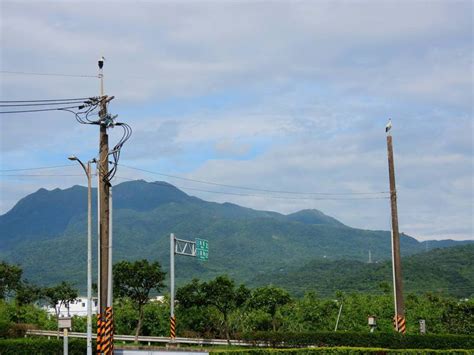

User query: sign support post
[169,234,209,340]
[170,233,176,340]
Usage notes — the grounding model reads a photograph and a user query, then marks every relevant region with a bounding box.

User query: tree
[176,279,217,336]
[43,281,78,337]
[0,261,22,300]
[113,259,166,342]
[248,285,291,331]
[202,275,249,341]
[176,279,206,309]
[15,280,43,306]
[43,282,78,321]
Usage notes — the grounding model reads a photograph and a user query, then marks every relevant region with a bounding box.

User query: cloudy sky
[0,1,472,241]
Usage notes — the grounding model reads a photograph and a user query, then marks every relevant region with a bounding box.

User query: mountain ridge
[1,180,471,291]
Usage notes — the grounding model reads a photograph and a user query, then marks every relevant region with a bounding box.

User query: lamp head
[68,155,77,161]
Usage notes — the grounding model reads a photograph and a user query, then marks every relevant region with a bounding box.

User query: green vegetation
[237,332,474,349]
[0,263,79,338]
[43,281,78,323]
[113,259,166,341]
[0,261,22,299]
[250,245,474,298]
[0,338,89,354]
[1,261,473,343]
[177,276,250,341]
[173,276,474,339]
[247,286,291,331]
[211,349,473,354]
[1,181,471,292]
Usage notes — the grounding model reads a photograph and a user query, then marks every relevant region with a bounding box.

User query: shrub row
[238,331,474,350]
[213,348,473,355]
[0,338,91,355]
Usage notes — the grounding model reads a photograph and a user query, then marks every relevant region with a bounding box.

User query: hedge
[213,348,473,355]
[238,332,474,350]
[0,338,91,355]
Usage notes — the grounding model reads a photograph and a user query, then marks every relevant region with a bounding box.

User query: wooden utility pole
[98,57,110,321]
[386,129,406,334]
[97,56,114,353]
[99,105,110,317]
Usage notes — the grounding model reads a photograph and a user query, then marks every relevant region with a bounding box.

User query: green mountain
[250,244,474,298]
[0,180,471,293]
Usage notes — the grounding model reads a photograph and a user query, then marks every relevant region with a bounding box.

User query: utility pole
[97,56,114,353]
[86,160,92,355]
[386,120,406,334]
[108,185,113,309]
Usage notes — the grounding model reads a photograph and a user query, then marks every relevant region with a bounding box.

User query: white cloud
[0,1,472,241]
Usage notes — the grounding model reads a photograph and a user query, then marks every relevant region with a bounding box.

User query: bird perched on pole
[98,56,105,69]
[386,119,392,133]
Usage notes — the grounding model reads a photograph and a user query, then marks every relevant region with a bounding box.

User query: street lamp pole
[68,155,95,355]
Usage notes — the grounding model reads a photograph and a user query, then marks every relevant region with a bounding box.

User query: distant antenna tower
[368,250,372,264]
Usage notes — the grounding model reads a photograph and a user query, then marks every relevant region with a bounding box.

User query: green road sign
[196,238,209,261]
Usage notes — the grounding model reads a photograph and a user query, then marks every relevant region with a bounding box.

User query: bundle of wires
[0,97,99,116]
[106,122,132,182]
[1,95,132,184]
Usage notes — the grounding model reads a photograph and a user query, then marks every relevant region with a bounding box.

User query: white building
[45,297,98,317]
[150,295,165,303]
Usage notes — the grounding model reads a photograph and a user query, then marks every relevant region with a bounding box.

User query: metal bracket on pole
[175,237,196,257]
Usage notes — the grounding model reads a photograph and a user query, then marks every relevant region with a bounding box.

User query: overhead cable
[0,174,84,177]
[0,97,93,103]
[1,163,389,197]
[118,164,389,196]
[0,70,98,78]
[115,176,390,201]
[0,100,93,107]
[0,164,75,172]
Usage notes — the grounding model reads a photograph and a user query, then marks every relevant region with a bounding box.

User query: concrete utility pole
[86,161,92,355]
[108,185,113,312]
[386,120,406,334]
[68,156,94,355]
[97,163,101,314]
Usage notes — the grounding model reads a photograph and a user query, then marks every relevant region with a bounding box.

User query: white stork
[386,119,392,133]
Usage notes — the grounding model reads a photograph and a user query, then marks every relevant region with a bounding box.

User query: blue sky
[0,0,472,241]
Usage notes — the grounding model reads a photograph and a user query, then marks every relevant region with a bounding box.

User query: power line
[118,164,389,196]
[0,70,98,78]
[0,174,84,177]
[0,164,76,172]
[0,163,390,198]
[114,176,390,201]
[0,104,93,114]
[0,97,94,103]
[0,100,93,107]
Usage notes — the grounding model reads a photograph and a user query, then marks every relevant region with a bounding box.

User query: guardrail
[26,330,262,347]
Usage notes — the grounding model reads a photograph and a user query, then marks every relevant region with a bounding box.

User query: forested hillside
[250,244,474,298]
[1,180,471,291]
